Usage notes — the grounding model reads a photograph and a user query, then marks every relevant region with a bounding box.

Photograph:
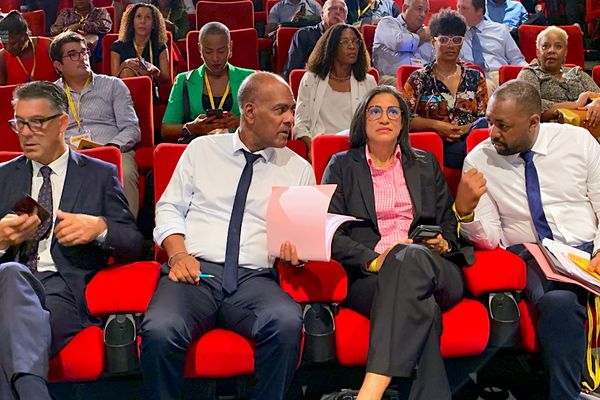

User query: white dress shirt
[154,132,316,270]
[460,19,527,73]
[460,123,600,252]
[372,14,434,77]
[31,148,70,272]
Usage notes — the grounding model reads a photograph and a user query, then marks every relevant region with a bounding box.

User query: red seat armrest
[463,248,526,297]
[85,261,160,316]
[277,260,347,303]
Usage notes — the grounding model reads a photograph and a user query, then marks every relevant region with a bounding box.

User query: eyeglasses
[327,5,346,12]
[366,106,402,120]
[9,113,63,134]
[339,38,362,48]
[436,35,464,46]
[62,49,90,61]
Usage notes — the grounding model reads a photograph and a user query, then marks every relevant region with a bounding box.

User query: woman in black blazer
[322,86,471,400]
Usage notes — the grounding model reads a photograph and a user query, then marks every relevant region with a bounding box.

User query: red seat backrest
[464,62,485,77]
[498,64,524,85]
[196,0,254,31]
[289,68,379,100]
[23,10,45,36]
[396,64,422,90]
[186,28,260,71]
[426,0,457,23]
[518,24,585,68]
[466,128,489,153]
[0,0,20,11]
[121,76,154,152]
[0,147,123,183]
[93,0,113,7]
[0,84,20,152]
[58,0,73,13]
[154,143,186,203]
[360,24,376,57]
[593,65,600,87]
[275,26,299,74]
[312,132,444,184]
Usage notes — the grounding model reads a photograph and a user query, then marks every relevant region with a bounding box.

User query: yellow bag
[555,109,600,138]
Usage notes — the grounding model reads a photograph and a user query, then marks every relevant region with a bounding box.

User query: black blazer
[0,150,144,322]
[322,146,474,282]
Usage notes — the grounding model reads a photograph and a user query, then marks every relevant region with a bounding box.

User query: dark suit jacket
[0,150,144,323]
[284,22,324,79]
[322,146,474,283]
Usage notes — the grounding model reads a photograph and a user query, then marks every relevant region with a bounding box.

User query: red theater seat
[186,28,260,71]
[396,64,422,90]
[275,27,299,74]
[361,24,376,57]
[23,10,45,36]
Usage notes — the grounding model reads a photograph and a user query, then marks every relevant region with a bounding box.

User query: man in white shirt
[455,80,600,400]
[372,0,433,79]
[457,0,526,92]
[0,81,142,400]
[140,72,315,400]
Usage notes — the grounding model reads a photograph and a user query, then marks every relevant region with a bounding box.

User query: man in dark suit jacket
[0,81,143,400]
[322,85,473,399]
[283,0,347,79]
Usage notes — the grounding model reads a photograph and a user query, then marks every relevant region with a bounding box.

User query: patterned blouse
[402,62,488,126]
[49,7,112,36]
[517,61,600,113]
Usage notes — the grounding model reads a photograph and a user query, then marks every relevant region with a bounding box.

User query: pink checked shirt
[366,145,414,253]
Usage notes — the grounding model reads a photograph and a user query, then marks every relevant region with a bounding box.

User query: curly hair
[306,23,370,81]
[349,85,416,160]
[429,9,467,37]
[118,3,167,46]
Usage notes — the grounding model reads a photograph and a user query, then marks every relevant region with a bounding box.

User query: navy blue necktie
[520,151,553,240]
[470,26,487,73]
[23,166,54,272]
[222,150,262,294]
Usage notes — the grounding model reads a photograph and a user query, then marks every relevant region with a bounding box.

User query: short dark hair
[0,10,29,36]
[429,9,467,37]
[12,81,69,114]
[491,79,542,116]
[471,0,485,12]
[199,21,230,43]
[349,85,416,160]
[50,31,86,63]
[306,24,370,81]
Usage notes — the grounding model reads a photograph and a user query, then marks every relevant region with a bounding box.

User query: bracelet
[452,202,474,223]
[168,251,189,268]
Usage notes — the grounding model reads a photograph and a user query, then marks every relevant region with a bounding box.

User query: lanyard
[15,37,36,82]
[357,0,376,18]
[204,72,230,110]
[64,74,93,132]
[134,41,153,63]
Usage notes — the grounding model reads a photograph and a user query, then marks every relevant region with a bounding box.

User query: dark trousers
[345,245,464,400]
[508,243,590,400]
[0,262,84,399]
[140,261,303,400]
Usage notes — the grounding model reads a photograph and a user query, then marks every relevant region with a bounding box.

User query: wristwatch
[181,124,191,138]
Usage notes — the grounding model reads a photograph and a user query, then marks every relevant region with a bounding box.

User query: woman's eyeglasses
[366,106,402,121]
[436,35,464,46]
[339,38,362,48]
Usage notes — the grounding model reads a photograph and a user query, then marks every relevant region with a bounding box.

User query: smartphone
[409,225,442,243]
[12,195,50,224]
[206,109,224,119]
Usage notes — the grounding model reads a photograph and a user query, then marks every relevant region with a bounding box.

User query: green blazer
[162,63,255,124]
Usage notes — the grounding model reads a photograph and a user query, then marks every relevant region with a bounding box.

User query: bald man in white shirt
[455,80,600,400]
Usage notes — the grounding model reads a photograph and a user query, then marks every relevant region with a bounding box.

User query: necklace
[434,64,460,80]
[329,72,351,81]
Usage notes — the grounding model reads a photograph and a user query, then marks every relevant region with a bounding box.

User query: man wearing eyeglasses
[283,0,348,79]
[372,0,433,80]
[0,81,143,400]
[49,31,142,218]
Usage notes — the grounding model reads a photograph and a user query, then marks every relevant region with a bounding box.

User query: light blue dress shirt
[372,14,434,77]
[267,0,322,24]
[485,0,528,30]
[460,19,527,73]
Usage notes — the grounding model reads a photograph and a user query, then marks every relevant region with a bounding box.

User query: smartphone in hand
[409,225,442,243]
[12,195,50,224]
